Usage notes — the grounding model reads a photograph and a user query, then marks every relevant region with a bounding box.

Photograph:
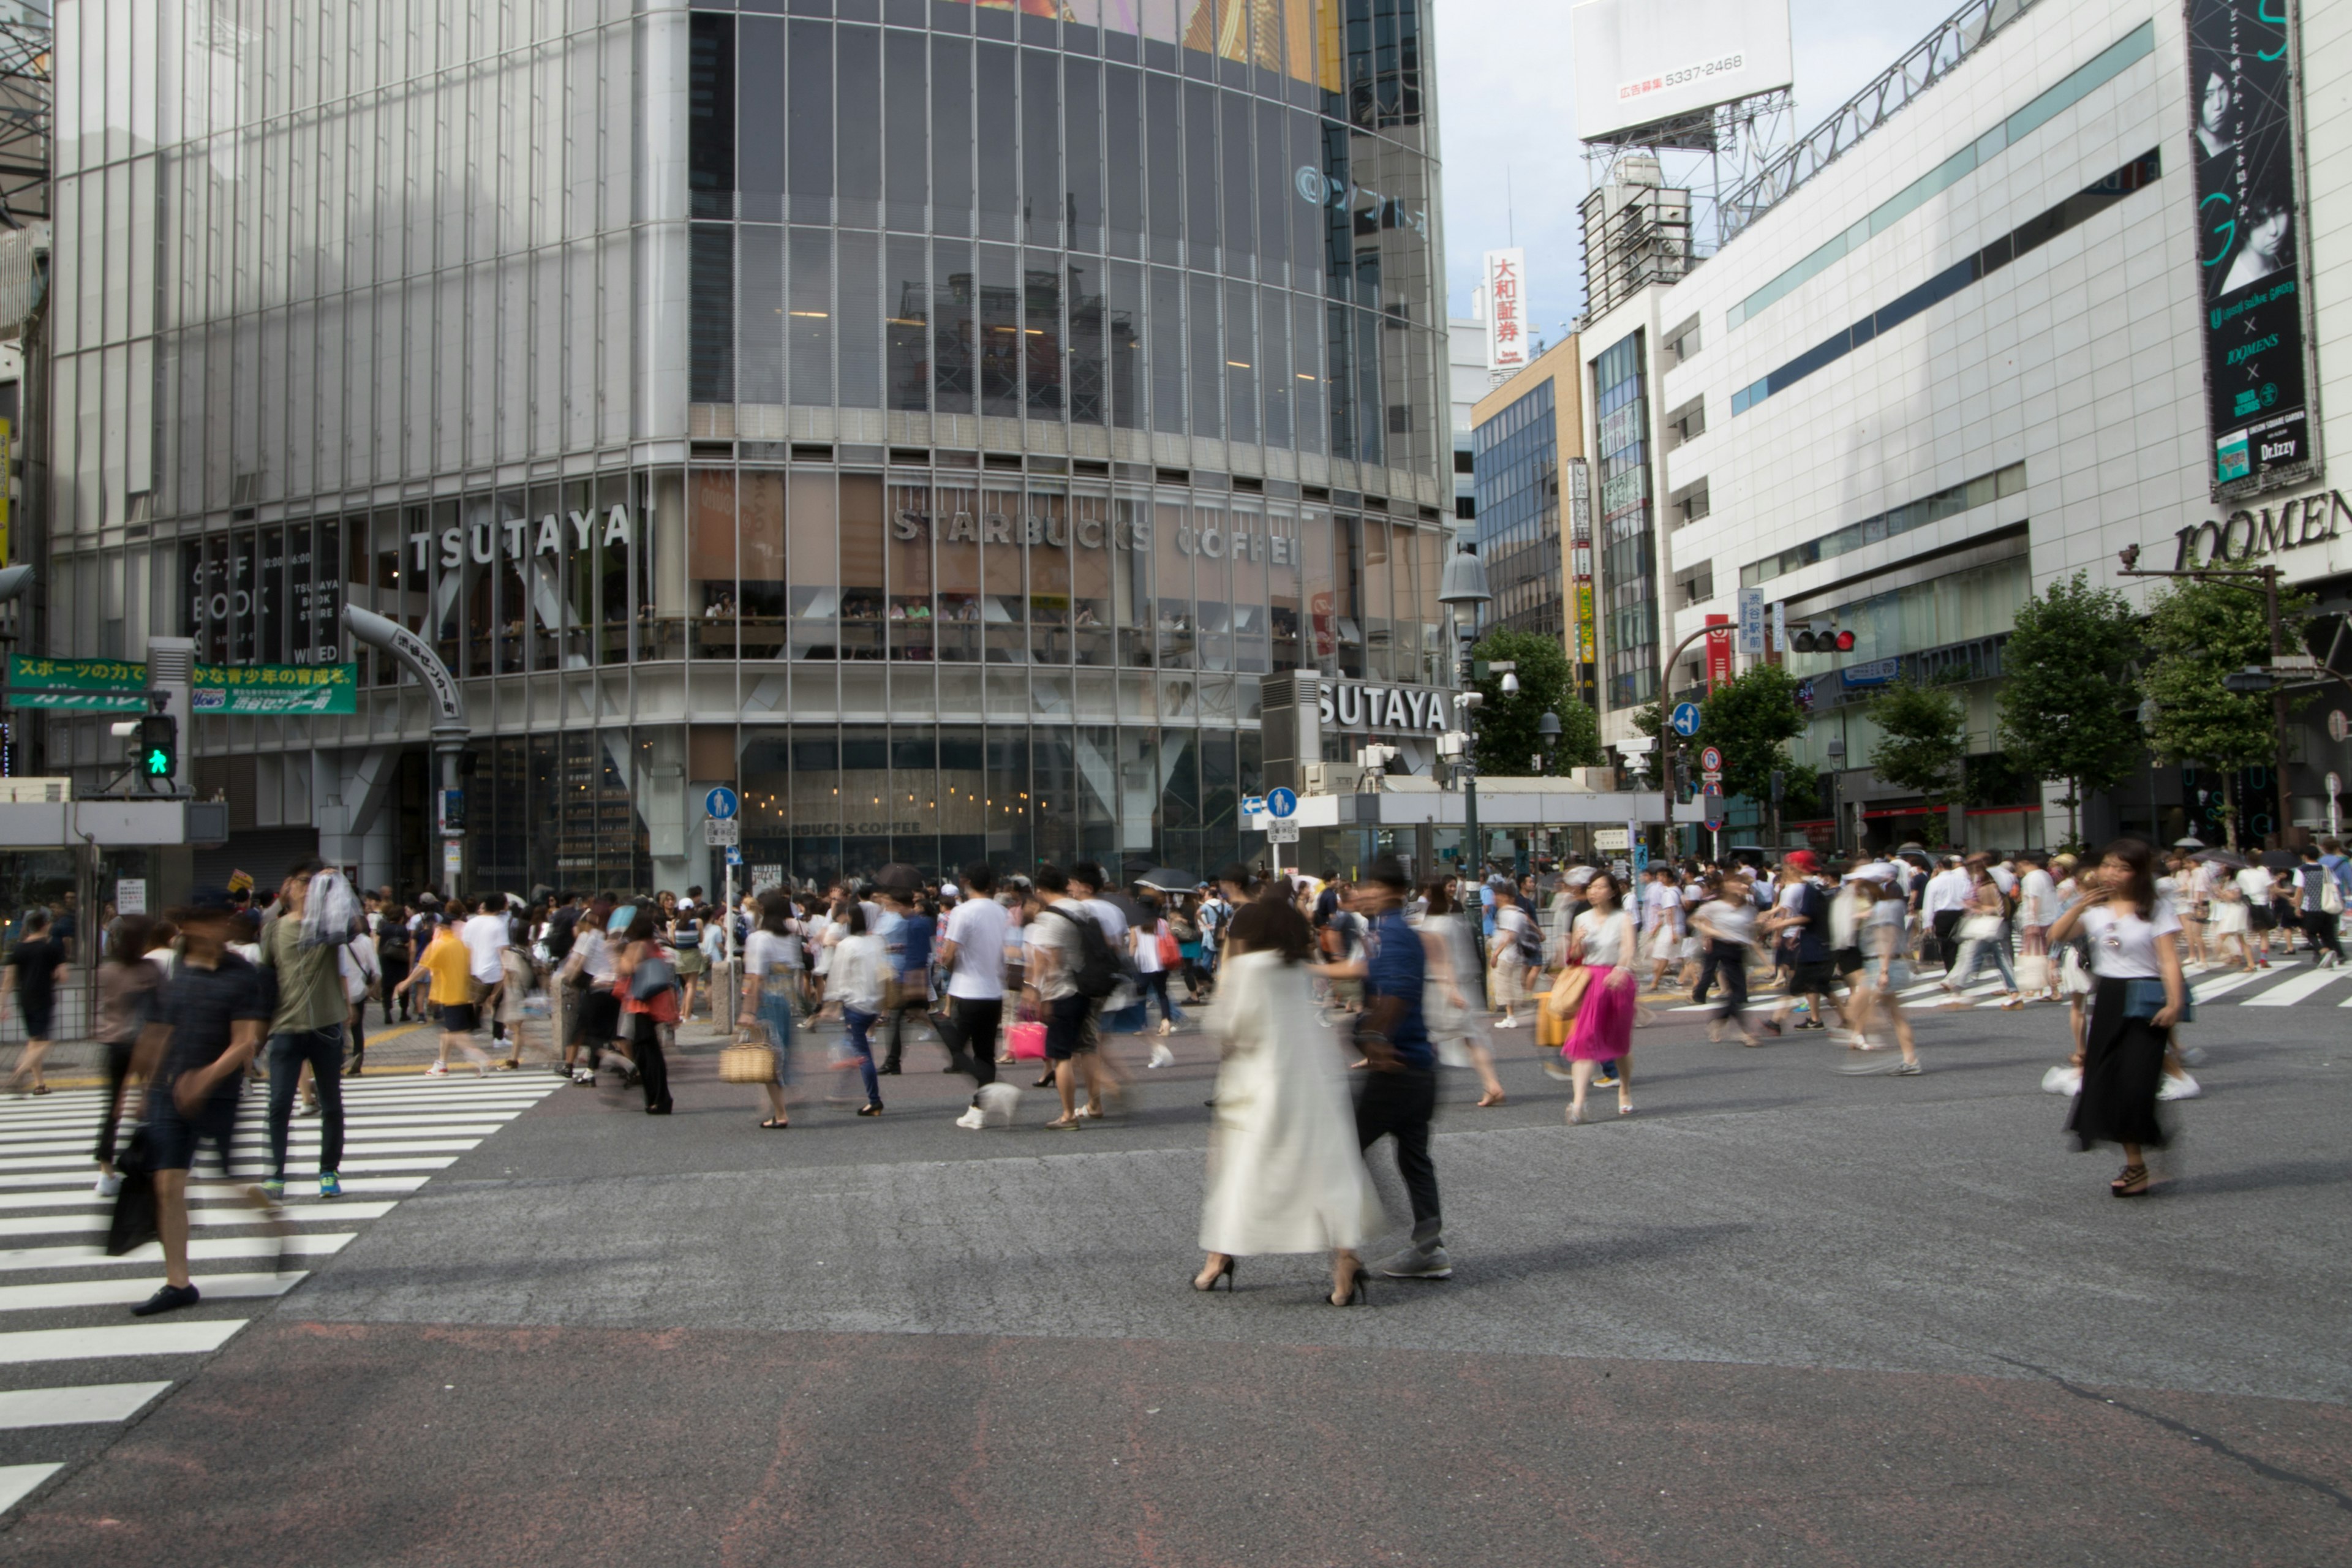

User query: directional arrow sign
[1670,702,1702,737]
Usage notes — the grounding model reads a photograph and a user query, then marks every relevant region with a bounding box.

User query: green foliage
[1995,572,2144,845]
[2141,576,2311,847]
[1779,760,1823,821]
[1694,663,1807,805]
[1469,628,1602,777]
[1868,676,1968,809]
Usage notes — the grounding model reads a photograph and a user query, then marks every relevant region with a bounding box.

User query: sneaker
[1147,1042,1175,1069]
[1892,1060,1923,1076]
[1591,1071,1619,1088]
[2158,1072,2201,1101]
[424,1063,448,1076]
[2179,1045,2208,1067]
[1494,1016,1518,1030]
[1374,1242,1454,1280]
[1540,1059,1574,1082]
[318,1171,343,1199]
[953,1107,986,1131]
[132,1283,202,1317]
[94,1172,124,1197]
[856,1102,884,1117]
[260,1177,285,1201]
[297,1100,320,1118]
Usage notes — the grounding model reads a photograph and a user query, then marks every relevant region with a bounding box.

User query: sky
[1434,0,1970,341]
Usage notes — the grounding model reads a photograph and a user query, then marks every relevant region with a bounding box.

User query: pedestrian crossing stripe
[1660,961,2352,1014]
[0,1076,552,1518]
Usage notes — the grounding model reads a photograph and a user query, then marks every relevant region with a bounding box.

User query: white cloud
[1434,0,1967,339]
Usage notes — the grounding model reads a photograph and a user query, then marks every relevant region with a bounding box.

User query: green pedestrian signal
[138,715,178,782]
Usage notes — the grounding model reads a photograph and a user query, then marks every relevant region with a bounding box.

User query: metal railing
[1718,0,2040,247]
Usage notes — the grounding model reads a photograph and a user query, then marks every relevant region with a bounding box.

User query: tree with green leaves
[1995,572,2144,851]
[1694,663,1807,807]
[1468,628,1602,777]
[1868,676,1967,845]
[2141,576,2310,848]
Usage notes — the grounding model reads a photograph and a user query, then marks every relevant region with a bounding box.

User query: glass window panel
[1254,99,1286,285]
[1105,62,1144,258]
[788,726,840,886]
[938,723,987,872]
[1145,71,1181,265]
[739,225,785,403]
[1155,497,1193,668]
[1028,491,1072,665]
[1221,90,1253,277]
[1268,504,1300,671]
[1292,292,1323,451]
[839,229,881,408]
[981,483,1028,664]
[840,725,891,878]
[891,726,940,871]
[688,469,737,658]
[888,235,929,411]
[787,471,838,659]
[689,14,736,219]
[1148,266,1183,435]
[1354,305,1382,467]
[933,237,975,414]
[1022,49,1060,248]
[740,471,786,654]
[1224,278,1256,444]
[1259,284,1290,447]
[1323,300,1352,456]
[1188,271,1221,438]
[1114,727,1155,863]
[977,42,1017,243]
[836,23,880,229]
[1114,494,1152,667]
[886,478,933,660]
[1417,526,1441,687]
[884,28,927,232]
[1001,726,1045,866]
[1362,516,1390,680]
[979,242,1020,418]
[789,227,833,405]
[840,474,886,661]
[1065,56,1102,255]
[1229,500,1267,674]
[1068,260,1105,424]
[1159,726,1199,834]
[788,21,834,225]
[1107,259,1144,431]
[739,16,785,222]
[1301,508,1333,670]
[1025,254,1063,419]
[1071,490,1113,666]
[932,37,972,236]
[690,224,733,402]
[933,481,981,661]
[1194,500,1232,673]
[1183,81,1217,268]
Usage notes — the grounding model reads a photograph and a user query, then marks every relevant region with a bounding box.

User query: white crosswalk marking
[2242,966,2346,1006]
[0,1382,170,1428]
[2191,970,2267,1003]
[0,1075,553,1511]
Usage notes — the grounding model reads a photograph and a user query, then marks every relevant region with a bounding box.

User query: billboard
[1483,249,1531,372]
[2185,0,2317,497]
[1571,0,1794,144]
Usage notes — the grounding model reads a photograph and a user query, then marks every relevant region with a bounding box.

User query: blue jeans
[756,992,795,1085]
[1949,935,2018,993]
[842,1007,881,1104]
[267,1024,346,1180]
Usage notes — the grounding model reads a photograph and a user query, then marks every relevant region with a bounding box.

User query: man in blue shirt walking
[1317,854,1450,1281]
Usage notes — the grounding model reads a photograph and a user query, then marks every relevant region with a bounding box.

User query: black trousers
[632,1012,673,1112]
[943,995,1002,1088]
[347,1004,367,1073]
[266,1026,346,1180]
[1694,940,1750,1019]
[1932,910,1963,970]
[881,990,927,1069]
[2305,909,2343,960]
[1354,1065,1441,1229]
[93,1036,137,1167]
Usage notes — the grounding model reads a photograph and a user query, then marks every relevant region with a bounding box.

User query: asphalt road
[5,973,2349,1567]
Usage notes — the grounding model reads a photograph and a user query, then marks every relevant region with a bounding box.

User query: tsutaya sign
[2163,488,2352,569]
[410,504,636,569]
[1319,680,1449,734]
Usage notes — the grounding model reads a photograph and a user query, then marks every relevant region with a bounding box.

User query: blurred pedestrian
[1194,896,1381,1305]
[737,892,798,1128]
[824,903,886,1117]
[2,908,66,1095]
[1419,880,1504,1107]
[2048,839,2184,1197]
[940,862,1011,1129]
[612,908,678,1115]
[1563,869,1638,1123]
[91,914,164,1196]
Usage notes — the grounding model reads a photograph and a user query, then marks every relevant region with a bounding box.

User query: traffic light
[138,714,178,782]
[1790,618,1856,654]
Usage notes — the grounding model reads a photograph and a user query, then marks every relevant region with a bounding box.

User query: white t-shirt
[2018,868,2059,928]
[1082,896,1129,951]
[943,897,1010,1000]
[1988,864,2018,897]
[1923,869,1972,914]
[744,929,793,991]
[2234,866,2274,905]
[1573,907,1635,968]
[1134,918,1166,974]
[1697,896,1756,948]
[1641,882,1682,932]
[461,912,509,984]
[2079,899,2183,979]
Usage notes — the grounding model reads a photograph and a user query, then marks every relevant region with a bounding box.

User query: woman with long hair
[2046,838,2185,1197]
[1940,854,2024,1008]
[1562,869,1638,1123]
[1420,880,1506,1107]
[824,903,887,1117]
[1193,896,1382,1306]
[737,892,799,1128]
[91,914,165,1194]
[611,908,677,1115]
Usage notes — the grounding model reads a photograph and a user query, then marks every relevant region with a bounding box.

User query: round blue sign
[704,786,740,820]
[1670,702,1703,737]
[1265,786,1299,819]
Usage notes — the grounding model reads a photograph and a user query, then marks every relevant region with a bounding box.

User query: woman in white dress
[1419,880,1505,1108]
[1194,896,1383,1306]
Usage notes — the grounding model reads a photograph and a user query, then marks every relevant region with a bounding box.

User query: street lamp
[1437,541,1492,879]
[1536,709,1562,775]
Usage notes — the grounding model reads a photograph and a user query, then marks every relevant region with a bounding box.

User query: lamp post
[1438,537,1491,891]
[1536,709,1562,774]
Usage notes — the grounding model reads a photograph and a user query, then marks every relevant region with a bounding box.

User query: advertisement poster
[2186,0,2316,495]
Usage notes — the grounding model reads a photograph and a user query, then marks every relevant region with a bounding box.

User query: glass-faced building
[44,0,1453,894]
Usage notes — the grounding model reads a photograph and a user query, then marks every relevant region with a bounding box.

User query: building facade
[43,0,1455,894]
[1466,336,1588,696]
[1574,0,2352,851]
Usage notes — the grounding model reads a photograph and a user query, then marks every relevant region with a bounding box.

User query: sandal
[1044,1115,1084,1131]
[2111,1163,2152,1198]
[1474,1090,1506,1108]
[758,1118,790,1129]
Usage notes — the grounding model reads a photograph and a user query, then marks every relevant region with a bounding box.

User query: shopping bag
[1008,1020,1047,1061]
[719,1036,777,1084]
[106,1126,160,1257]
[2015,954,2050,993]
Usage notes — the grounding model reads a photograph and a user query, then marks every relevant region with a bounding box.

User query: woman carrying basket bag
[731,893,798,1128]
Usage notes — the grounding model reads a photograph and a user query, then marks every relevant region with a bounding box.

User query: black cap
[184,887,238,914]
[1367,854,1409,891]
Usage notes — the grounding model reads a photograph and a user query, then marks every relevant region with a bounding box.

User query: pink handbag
[1009,1020,1047,1061]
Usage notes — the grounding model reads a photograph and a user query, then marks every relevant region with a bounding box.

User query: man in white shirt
[938,863,1012,1129]
[1922,856,1973,970]
[2015,850,2059,998]
[556,892,619,1084]
[1069,862,1133,1100]
[2234,862,2278,966]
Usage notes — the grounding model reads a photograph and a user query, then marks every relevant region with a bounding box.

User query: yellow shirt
[419,932,475,1006]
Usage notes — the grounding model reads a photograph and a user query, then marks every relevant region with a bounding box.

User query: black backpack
[544,905,580,963]
[1048,905,1121,999]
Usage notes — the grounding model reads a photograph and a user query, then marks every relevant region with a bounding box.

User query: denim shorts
[143,1082,242,1175]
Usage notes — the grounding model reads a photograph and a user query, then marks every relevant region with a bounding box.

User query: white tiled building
[1572,0,2352,851]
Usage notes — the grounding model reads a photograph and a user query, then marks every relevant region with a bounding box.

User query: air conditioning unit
[1569,767,1619,792]
[1302,761,1363,795]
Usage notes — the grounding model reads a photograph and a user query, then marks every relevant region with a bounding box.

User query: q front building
[41,0,1457,894]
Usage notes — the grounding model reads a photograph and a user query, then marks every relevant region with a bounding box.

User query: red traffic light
[1833,630,1855,652]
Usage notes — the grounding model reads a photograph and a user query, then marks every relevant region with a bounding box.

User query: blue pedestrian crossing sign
[1265,786,1299,818]
[1669,702,1702,737]
[704,786,740,820]
[725,845,744,867]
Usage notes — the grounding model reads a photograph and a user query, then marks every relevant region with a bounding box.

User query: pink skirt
[1563,965,1636,1061]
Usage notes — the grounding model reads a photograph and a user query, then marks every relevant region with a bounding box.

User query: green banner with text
[7,656,360,715]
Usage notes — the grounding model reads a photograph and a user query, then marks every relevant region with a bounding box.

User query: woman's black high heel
[1192,1257,1236,1292]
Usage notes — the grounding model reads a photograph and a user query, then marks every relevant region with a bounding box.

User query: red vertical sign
[1704,612,1733,692]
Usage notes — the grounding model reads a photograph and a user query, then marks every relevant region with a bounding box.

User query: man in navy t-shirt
[1314,854,1449,1281]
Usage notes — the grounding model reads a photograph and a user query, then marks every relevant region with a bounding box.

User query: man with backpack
[1489,883,1540,1029]
[1762,850,1843,1035]
[1027,864,1117,1131]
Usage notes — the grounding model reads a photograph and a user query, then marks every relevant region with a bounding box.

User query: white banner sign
[1483,249,1531,372]
[704,818,740,846]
